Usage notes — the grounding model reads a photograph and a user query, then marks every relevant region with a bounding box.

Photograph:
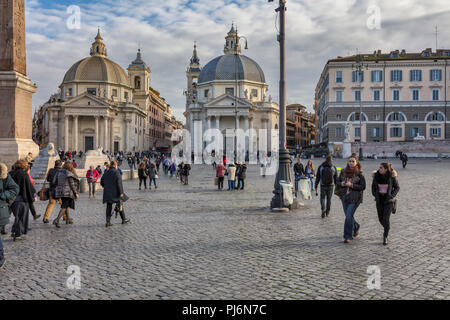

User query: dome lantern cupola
[224,23,241,55]
[90,28,107,57]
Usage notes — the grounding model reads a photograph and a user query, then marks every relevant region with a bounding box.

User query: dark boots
[119,210,130,224]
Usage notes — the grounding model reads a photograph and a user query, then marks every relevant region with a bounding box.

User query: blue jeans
[342,200,360,240]
[294,174,303,191]
[305,173,314,192]
[149,178,157,187]
[228,180,235,190]
[0,235,4,261]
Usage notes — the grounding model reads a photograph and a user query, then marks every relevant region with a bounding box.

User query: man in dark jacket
[101,160,129,227]
[236,163,247,190]
[0,162,20,269]
[315,155,338,218]
[293,158,305,196]
[400,153,408,168]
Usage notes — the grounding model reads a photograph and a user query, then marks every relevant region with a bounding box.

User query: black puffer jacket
[337,169,366,204]
[372,170,400,203]
[101,168,124,204]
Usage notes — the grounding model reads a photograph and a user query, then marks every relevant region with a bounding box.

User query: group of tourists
[215,162,247,190]
[298,154,400,245]
[0,155,131,269]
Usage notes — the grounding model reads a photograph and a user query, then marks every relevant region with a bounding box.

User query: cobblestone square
[0,158,449,300]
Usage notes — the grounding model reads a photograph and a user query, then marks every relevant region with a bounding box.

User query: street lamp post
[269,0,293,211]
[351,54,368,161]
[233,29,248,163]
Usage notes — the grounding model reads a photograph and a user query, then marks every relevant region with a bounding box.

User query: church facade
[33,30,178,153]
[184,25,279,160]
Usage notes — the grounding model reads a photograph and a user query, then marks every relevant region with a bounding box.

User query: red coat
[86,169,99,183]
[216,164,225,178]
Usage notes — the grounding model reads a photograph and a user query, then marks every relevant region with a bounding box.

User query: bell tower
[224,23,241,55]
[128,48,151,110]
[185,42,201,108]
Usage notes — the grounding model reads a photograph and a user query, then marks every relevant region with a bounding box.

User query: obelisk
[0,0,39,168]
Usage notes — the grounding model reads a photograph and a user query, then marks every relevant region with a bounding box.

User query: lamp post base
[270,148,292,211]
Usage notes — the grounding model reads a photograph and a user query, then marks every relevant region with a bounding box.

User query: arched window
[387,112,405,122]
[135,76,141,89]
[348,112,368,122]
[96,46,99,53]
[426,112,444,121]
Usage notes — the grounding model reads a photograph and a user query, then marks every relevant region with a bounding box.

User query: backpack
[320,165,335,186]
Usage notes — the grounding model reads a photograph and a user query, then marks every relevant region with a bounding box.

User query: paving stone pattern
[0,159,449,300]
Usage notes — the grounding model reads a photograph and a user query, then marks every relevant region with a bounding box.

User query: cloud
[25,0,450,123]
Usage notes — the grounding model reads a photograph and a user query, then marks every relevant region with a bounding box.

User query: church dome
[198,54,266,84]
[61,29,130,87]
[62,56,130,87]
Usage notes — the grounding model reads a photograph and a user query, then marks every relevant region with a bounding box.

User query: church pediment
[204,93,251,108]
[61,92,110,108]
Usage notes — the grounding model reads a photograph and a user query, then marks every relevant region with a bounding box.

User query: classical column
[123,118,128,152]
[244,115,249,155]
[190,114,194,153]
[73,115,79,152]
[207,116,211,131]
[109,118,114,152]
[215,116,220,130]
[103,116,108,151]
[94,116,99,149]
[64,115,69,151]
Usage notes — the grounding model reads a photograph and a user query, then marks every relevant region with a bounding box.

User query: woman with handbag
[372,163,400,245]
[337,156,366,243]
[86,165,99,199]
[0,162,20,267]
[52,162,79,228]
[138,162,148,190]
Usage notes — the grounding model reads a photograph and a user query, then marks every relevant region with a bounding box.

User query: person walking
[305,160,315,193]
[43,160,64,223]
[226,163,236,191]
[293,158,305,196]
[86,165,99,199]
[178,162,184,184]
[237,163,247,190]
[155,157,161,172]
[148,163,157,189]
[337,156,366,243]
[169,161,176,178]
[101,160,129,227]
[138,162,148,190]
[9,160,37,240]
[372,163,400,245]
[52,162,79,228]
[27,166,41,221]
[216,162,226,190]
[0,162,20,268]
[183,163,191,185]
[400,152,408,169]
[315,155,338,218]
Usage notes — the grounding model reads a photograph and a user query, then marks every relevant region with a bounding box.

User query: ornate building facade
[183,25,280,160]
[33,30,180,153]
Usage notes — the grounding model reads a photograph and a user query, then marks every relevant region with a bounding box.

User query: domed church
[34,30,174,153]
[184,25,279,159]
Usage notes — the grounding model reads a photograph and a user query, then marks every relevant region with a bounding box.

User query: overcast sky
[25,0,450,123]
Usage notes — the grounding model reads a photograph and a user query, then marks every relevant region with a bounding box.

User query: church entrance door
[114,141,119,154]
[85,136,94,152]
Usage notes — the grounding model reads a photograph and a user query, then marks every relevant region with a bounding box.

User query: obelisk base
[0,138,39,169]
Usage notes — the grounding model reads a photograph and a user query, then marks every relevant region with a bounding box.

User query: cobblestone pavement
[0,158,449,300]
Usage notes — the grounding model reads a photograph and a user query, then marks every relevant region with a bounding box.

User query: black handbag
[392,198,397,214]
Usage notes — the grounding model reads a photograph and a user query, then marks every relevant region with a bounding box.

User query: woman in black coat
[9,160,36,240]
[372,163,400,245]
